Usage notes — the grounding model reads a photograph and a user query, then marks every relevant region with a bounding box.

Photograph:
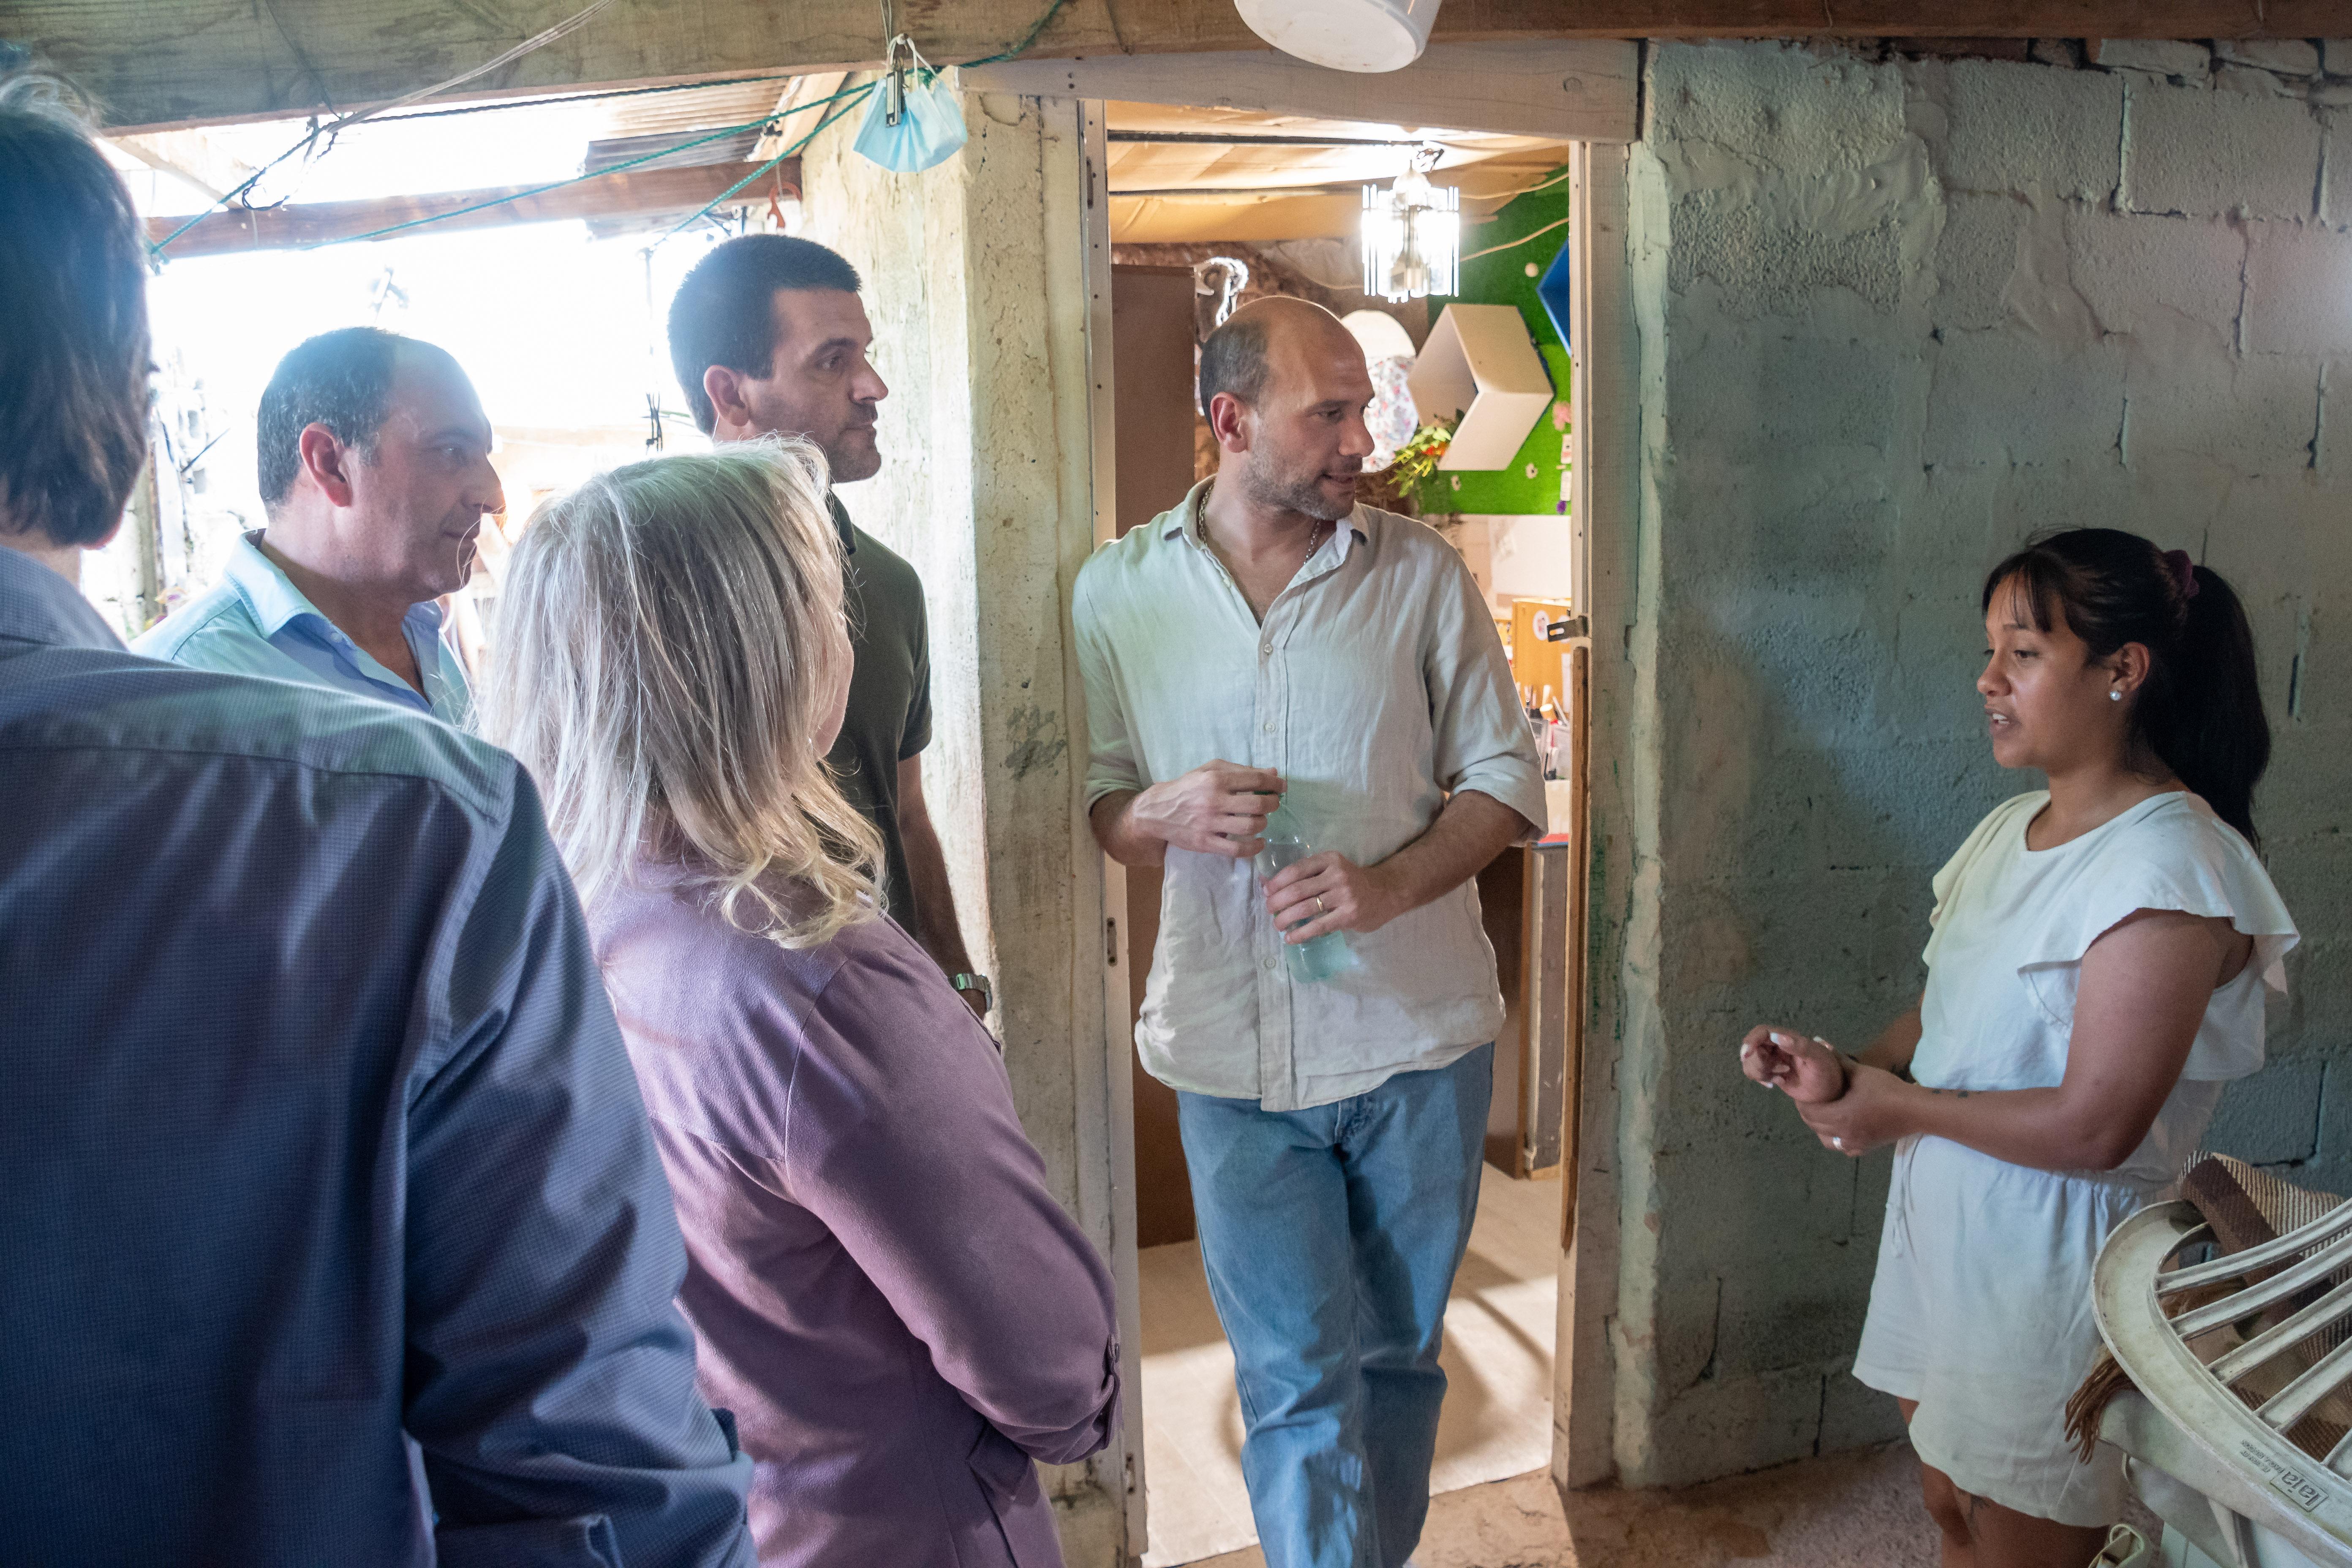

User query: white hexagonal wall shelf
[1406,303,1556,471]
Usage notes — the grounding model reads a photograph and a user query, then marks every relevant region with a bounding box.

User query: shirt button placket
[1257,620,1275,751]
[1258,606,1292,1108]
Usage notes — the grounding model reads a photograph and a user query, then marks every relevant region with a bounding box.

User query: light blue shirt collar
[222,532,467,722]
[224,532,351,640]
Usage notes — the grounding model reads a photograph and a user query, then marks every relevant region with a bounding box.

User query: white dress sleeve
[2019,798,2297,985]
[2018,795,2299,1082]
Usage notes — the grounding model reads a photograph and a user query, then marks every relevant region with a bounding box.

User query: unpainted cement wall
[800,85,1102,1215]
[1610,38,2352,1487]
[800,89,1129,1562]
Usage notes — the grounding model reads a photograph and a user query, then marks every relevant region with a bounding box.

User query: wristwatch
[951,973,994,1014]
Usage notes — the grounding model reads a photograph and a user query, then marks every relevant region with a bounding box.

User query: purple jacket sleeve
[778,934,1122,1465]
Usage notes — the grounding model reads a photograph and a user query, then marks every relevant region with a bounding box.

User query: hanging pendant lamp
[1361,144,1458,303]
[1234,0,1442,73]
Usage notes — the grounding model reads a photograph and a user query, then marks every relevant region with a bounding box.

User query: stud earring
[2109,690,2123,702]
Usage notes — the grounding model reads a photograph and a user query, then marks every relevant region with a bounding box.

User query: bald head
[1199,296,1375,524]
[1197,295,1356,416]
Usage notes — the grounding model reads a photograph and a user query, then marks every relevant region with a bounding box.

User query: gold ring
[1316,896,1328,915]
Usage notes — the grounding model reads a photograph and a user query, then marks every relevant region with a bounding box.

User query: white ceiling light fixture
[1234,0,1442,73]
[1361,143,1457,304]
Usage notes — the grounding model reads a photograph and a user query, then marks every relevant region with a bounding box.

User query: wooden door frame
[1075,99,1152,1557]
[1018,48,1642,1550]
[1553,137,1641,1494]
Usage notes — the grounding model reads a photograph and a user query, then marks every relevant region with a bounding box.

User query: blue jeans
[1176,1045,1493,1568]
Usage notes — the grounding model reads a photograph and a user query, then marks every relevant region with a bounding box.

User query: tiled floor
[1136,1166,1563,1567]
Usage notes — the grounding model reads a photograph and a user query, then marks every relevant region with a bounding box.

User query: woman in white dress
[1741,528,2298,1568]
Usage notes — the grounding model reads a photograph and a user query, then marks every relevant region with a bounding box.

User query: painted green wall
[1414,177,1571,515]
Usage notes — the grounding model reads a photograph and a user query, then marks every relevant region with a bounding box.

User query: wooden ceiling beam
[146,157,798,260]
[108,129,259,201]
[972,40,1640,141]
[13,0,2341,135]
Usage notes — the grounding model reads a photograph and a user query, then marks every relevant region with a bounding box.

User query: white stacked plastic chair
[2091,1195,2352,1567]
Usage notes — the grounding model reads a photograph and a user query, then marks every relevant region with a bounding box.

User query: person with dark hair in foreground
[0,68,755,1566]
[1741,529,2297,1568]
[667,234,988,1013]
[133,324,499,723]
[1075,296,1546,1568]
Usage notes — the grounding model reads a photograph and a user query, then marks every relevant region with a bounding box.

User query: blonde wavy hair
[479,438,883,947]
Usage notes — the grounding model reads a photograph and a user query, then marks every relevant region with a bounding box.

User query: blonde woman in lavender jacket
[480,439,1121,1568]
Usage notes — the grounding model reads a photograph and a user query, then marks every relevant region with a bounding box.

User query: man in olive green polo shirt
[668,235,987,1018]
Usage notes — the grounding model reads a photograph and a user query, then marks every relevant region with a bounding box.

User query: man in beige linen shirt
[1074,297,1544,1568]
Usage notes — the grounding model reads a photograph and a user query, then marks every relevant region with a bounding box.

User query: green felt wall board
[1413,178,1571,516]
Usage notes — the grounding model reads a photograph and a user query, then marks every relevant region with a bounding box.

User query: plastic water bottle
[1254,800,1356,983]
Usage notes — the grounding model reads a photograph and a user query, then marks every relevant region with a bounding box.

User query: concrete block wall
[1608,38,2352,1488]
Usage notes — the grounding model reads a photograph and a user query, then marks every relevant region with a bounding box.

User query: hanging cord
[369,0,622,120]
[152,0,1074,261]
[1461,162,1572,204]
[365,73,811,127]
[258,0,338,117]
[648,79,875,248]
[150,0,621,258]
[1459,214,1568,262]
[651,0,1075,250]
[332,77,877,250]
[959,0,1073,66]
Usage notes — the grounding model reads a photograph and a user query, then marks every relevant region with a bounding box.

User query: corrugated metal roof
[589,78,792,145]
[582,126,764,175]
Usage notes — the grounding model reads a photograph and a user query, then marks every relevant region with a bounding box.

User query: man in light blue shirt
[135,324,498,723]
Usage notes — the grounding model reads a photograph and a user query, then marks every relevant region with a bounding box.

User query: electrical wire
[150,130,332,256]
[328,78,875,250]
[366,73,811,126]
[646,0,1073,249]
[1459,213,1568,262]
[151,0,1075,261]
[365,0,622,122]
[650,81,874,245]
[1461,163,1573,204]
[149,0,621,258]
[959,0,1073,66]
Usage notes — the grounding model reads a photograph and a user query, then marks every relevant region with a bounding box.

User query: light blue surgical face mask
[852,36,969,174]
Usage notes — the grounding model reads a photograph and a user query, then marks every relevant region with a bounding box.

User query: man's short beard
[1241,456,1358,523]
[822,430,883,484]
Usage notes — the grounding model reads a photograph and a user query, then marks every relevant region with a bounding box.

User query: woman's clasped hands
[1738,1025,1908,1158]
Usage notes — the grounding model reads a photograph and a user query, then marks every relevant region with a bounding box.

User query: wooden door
[1111,264,1201,1248]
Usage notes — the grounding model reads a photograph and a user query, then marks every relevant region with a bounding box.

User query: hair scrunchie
[2163,548,2200,600]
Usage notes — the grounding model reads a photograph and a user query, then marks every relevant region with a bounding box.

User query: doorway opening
[1095,100,1587,1566]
